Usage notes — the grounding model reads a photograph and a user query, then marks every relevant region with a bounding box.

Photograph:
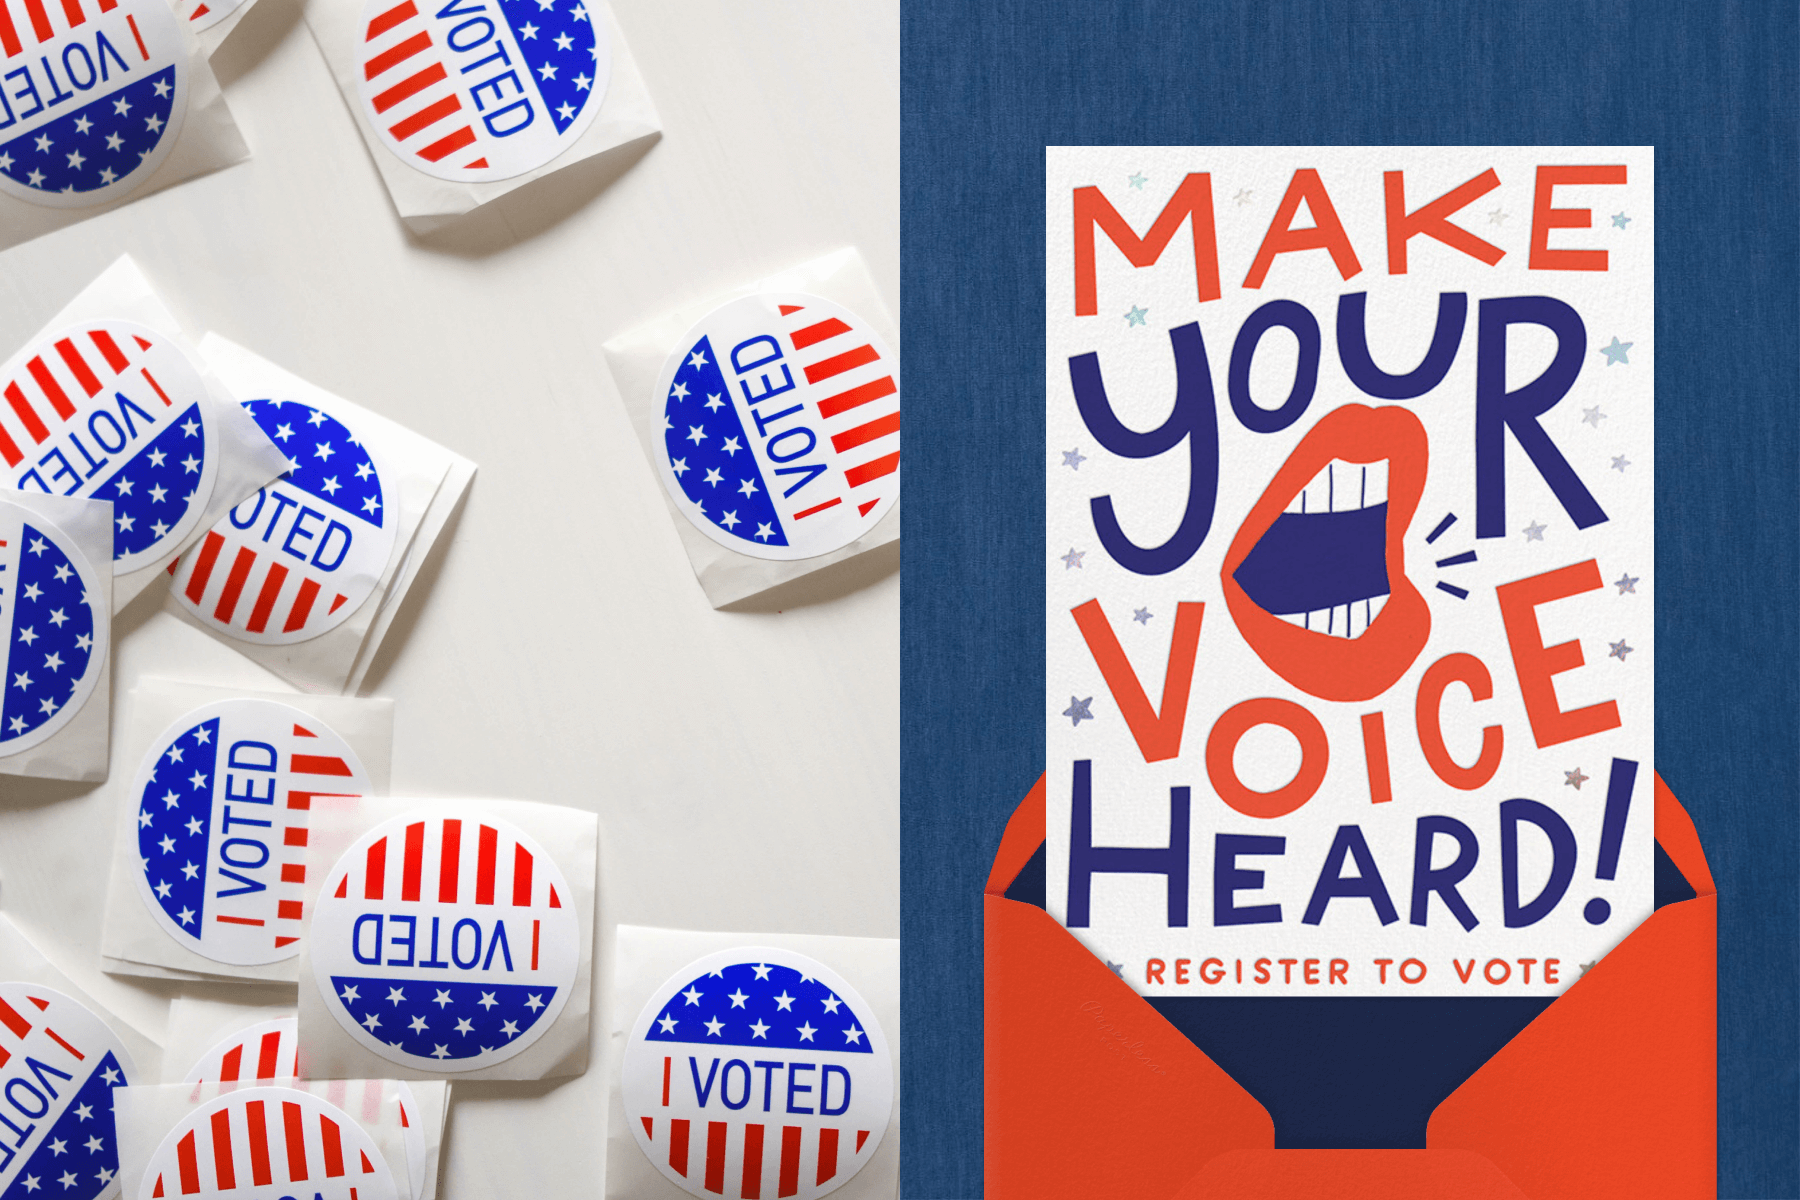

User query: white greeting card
[1045,147,1654,997]
[100,678,395,984]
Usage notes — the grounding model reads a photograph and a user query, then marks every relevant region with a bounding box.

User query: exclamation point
[1583,757,1639,924]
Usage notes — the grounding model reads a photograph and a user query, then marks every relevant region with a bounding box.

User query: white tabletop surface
[0,0,898,1193]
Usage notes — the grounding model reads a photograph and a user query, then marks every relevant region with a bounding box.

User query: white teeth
[1283,459,1388,515]
[1271,592,1389,640]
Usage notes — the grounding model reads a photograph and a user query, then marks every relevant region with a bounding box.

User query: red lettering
[1453,958,1476,983]
[1384,168,1504,273]
[1072,174,1220,316]
[1415,652,1504,789]
[1174,958,1191,985]
[1374,958,1393,983]
[1359,711,1393,804]
[1145,958,1165,985]
[1497,560,1621,747]
[1205,697,1329,819]
[1072,600,1204,763]
[1303,958,1320,985]
[1529,164,1628,271]
[1328,959,1348,984]
[1244,168,1363,289]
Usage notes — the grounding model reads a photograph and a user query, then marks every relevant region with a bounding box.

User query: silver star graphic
[1106,961,1124,977]
[1578,960,1599,976]
[1132,607,1152,625]
[1611,455,1631,472]
[1060,547,1085,569]
[1123,304,1147,327]
[1611,212,1631,229]
[1488,208,1508,225]
[1582,406,1606,427]
[1522,520,1546,542]
[1127,172,1146,189]
[1565,767,1589,790]
[1063,696,1094,726]
[1234,188,1252,206]
[1615,573,1639,594]
[1598,337,1633,365]
[1061,448,1086,470]
[1609,639,1633,662]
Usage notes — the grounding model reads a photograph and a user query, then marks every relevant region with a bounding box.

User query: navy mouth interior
[1232,462,1391,637]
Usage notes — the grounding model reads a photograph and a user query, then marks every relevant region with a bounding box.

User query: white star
[35,134,51,151]
[101,1067,119,1085]
[454,1017,473,1034]
[555,31,573,50]
[362,1013,382,1031]
[750,1019,770,1039]
[151,520,168,537]
[6,717,22,734]
[307,409,328,425]
[168,746,184,762]
[575,72,592,90]
[355,460,373,479]
[501,1019,519,1036]
[737,478,758,496]
[362,495,381,515]
[64,150,83,169]
[657,1014,677,1034]
[161,790,179,809]
[46,607,66,627]
[704,467,723,487]
[341,984,360,1003]
[321,476,341,494]
[152,78,170,98]
[26,169,42,186]
[111,479,132,498]
[387,987,406,1006]
[104,133,121,151]
[185,816,202,835]
[83,1137,102,1153]
[189,770,206,789]
[728,989,748,1008]
[704,1017,724,1037]
[138,811,154,829]
[720,510,740,529]
[49,1140,66,1156]
[177,908,194,926]
[796,1022,817,1042]
[682,986,703,1006]
[686,425,707,445]
[537,62,557,80]
[688,349,709,369]
[557,102,576,121]
[408,1015,429,1033]
[671,381,689,400]
[181,455,200,473]
[774,991,794,1012]
[181,861,198,879]
[671,458,689,477]
[37,697,55,716]
[148,449,166,467]
[145,114,163,132]
[153,880,170,898]
[97,166,116,184]
[703,392,724,412]
[21,583,40,601]
[820,995,842,1014]
[520,20,538,36]
[73,633,91,652]
[27,538,43,556]
[96,1169,113,1186]
[721,436,741,455]
[430,1045,450,1059]
[478,991,498,1010]
[572,2,587,18]
[18,1176,35,1192]
[843,1025,864,1044]
[116,513,134,532]
[315,441,335,460]
[11,671,30,690]
[524,993,545,1011]
[56,1173,75,1190]
[433,989,452,1008]
[158,835,175,854]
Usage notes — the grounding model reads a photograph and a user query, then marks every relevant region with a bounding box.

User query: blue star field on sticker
[89,403,207,559]
[135,717,219,937]
[329,977,558,1061]
[242,400,385,527]
[4,1050,128,1200]
[0,68,177,198]
[643,961,873,1053]
[1,526,97,744]
[493,0,600,133]
[662,338,784,547]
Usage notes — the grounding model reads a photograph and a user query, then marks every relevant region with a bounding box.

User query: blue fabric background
[899,4,1798,1197]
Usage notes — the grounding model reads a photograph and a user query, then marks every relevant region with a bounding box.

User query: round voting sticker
[0,0,189,208]
[355,0,612,183]
[310,811,580,1073]
[130,699,373,966]
[0,321,218,573]
[0,983,138,1200]
[171,399,395,645]
[138,1087,399,1200]
[623,948,893,1200]
[654,294,900,562]
[183,1016,300,1085]
[0,501,107,758]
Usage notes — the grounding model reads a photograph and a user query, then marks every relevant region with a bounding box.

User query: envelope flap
[1653,772,1714,896]
[1172,1149,1530,1199]
[985,893,1273,1198]
[986,773,1047,895]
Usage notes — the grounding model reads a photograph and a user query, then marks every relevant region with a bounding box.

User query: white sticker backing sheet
[604,247,901,608]
[162,336,476,695]
[297,796,597,1082]
[606,926,899,1200]
[0,0,247,250]
[304,0,660,233]
[0,489,113,782]
[0,257,291,612]
[100,678,395,984]
[115,1080,418,1200]
[0,912,163,1200]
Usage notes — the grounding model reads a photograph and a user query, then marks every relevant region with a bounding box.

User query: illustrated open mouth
[1221,405,1432,702]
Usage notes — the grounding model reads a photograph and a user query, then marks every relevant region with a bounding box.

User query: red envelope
[985,772,1715,1199]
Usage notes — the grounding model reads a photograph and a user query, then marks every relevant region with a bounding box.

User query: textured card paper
[0,257,290,611]
[296,797,597,1082]
[1045,147,1654,997]
[100,678,394,984]
[0,0,247,250]
[605,248,901,608]
[0,912,161,1200]
[0,489,113,782]
[304,0,659,233]
[163,336,475,695]
[606,926,899,1200]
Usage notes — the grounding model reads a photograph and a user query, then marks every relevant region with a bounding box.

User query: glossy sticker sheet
[162,336,475,695]
[100,678,394,984]
[296,796,596,1082]
[605,248,901,608]
[304,0,658,233]
[1045,147,1654,997]
[0,257,290,611]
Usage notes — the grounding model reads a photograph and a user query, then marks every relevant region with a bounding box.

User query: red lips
[1220,404,1432,702]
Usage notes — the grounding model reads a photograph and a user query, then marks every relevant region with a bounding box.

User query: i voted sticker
[623,948,892,1200]
[355,0,611,183]
[654,294,900,562]
[0,984,138,1200]
[1,321,218,572]
[138,1087,399,1200]
[183,1017,299,1086]
[0,503,106,758]
[130,699,372,966]
[0,0,188,208]
[310,812,580,1073]
[171,399,394,645]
